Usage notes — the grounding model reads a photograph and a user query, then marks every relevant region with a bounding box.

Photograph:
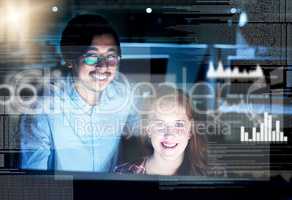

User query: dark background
[0,0,292,199]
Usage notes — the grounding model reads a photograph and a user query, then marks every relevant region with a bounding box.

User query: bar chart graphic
[240,112,287,142]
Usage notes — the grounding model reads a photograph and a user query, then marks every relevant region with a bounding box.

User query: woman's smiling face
[147,99,192,161]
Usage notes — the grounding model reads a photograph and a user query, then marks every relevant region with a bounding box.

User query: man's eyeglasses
[82,53,120,67]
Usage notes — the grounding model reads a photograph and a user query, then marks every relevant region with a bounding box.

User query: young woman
[114,87,208,176]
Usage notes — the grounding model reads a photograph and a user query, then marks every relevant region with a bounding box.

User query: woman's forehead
[150,103,188,120]
[153,98,185,111]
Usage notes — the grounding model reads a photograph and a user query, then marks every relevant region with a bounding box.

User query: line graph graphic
[207,61,264,79]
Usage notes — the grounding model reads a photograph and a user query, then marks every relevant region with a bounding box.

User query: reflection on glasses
[82,53,120,67]
[149,120,189,135]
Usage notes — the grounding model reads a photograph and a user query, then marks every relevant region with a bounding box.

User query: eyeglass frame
[81,53,121,68]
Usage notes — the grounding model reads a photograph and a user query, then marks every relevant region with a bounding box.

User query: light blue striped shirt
[20,72,140,172]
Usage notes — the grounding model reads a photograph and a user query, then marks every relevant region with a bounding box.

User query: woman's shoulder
[114,158,147,174]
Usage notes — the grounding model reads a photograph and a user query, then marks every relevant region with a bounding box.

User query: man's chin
[79,78,113,93]
[87,85,106,92]
[92,82,111,92]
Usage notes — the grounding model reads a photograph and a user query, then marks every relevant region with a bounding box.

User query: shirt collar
[66,74,93,111]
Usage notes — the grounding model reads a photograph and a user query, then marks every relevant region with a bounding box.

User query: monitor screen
[0,0,291,199]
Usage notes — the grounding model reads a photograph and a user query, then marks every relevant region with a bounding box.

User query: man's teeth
[161,142,178,148]
[92,74,108,81]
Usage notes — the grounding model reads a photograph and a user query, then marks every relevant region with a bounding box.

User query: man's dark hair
[60,14,121,66]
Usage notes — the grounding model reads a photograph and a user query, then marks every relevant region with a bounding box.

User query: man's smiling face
[73,34,119,92]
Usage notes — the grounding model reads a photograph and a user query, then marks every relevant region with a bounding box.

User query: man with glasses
[20,15,140,171]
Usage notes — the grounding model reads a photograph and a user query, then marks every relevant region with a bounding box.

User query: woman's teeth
[91,74,108,81]
[161,142,178,149]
